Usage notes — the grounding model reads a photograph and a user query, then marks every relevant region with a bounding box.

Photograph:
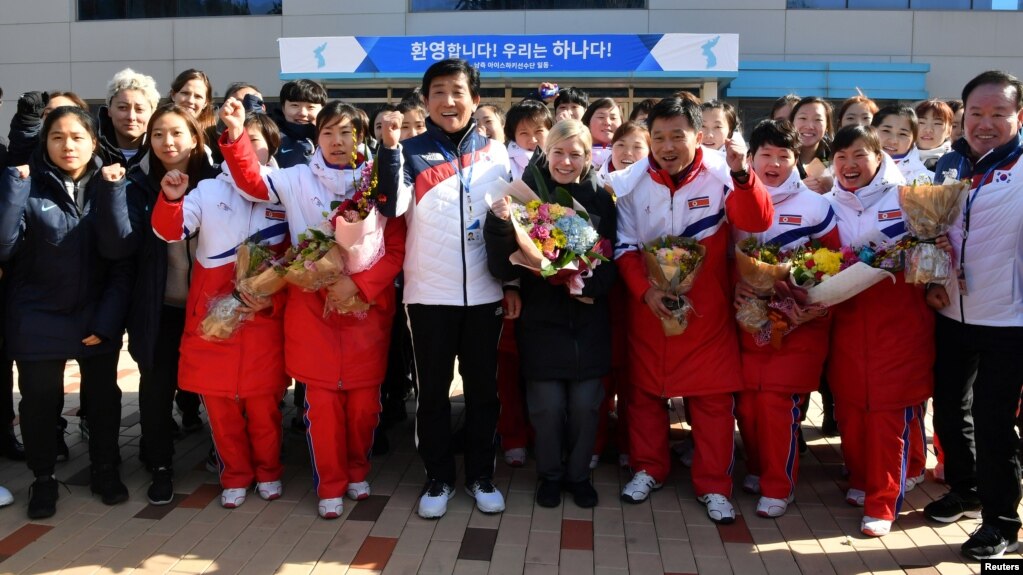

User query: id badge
[466,219,483,245]
[957,267,969,296]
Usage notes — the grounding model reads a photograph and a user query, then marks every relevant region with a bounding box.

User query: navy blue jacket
[270,108,315,169]
[0,155,132,361]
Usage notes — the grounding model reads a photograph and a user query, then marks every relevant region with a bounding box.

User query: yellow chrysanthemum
[551,228,567,248]
[812,248,842,276]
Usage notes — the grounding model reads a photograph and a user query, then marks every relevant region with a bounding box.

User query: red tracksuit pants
[836,403,915,521]
[305,385,381,499]
[204,393,284,489]
[629,385,735,496]
[736,391,805,500]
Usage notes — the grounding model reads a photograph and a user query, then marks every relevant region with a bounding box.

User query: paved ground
[0,346,1011,574]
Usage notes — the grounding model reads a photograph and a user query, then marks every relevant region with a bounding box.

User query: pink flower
[537,204,551,221]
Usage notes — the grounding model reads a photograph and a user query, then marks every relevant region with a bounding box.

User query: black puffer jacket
[0,155,132,361]
[484,158,617,381]
[270,108,315,168]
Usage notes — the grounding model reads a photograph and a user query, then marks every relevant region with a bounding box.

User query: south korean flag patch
[993,170,1013,185]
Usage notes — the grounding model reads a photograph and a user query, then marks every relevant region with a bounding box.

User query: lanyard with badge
[957,148,1022,295]
[432,134,480,244]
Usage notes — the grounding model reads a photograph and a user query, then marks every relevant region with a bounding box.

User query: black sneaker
[924,490,982,523]
[90,464,129,506]
[0,426,25,461]
[535,479,561,508]
[565,479,598,508]
[821,413,839,437]
[962,523,1019,560]
[148,467,174,505]
[180,412,203,434]
[27,476,59,519]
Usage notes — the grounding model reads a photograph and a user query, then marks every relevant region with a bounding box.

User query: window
[411,0,645,12]
[78,0,282,20]
[787,0,1019,7]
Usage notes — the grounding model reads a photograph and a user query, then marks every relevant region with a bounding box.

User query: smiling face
[700,108,729,151]
[547,135,589,185]
[650,115,702,176]
[283,101,322,125]
[400,109,426,141]
[751,143,797,188]
[611,131,649,171]
[840,102,874,128]
[317,115,357,167]
[588,105,621,146]
[556,103,585,122]
[514,118,549,152]
[47,115,96,180]
[109,89,153,148]
[149,112,198,172]
[424,72,479,134]
[917,111,951,151]
[171,78,209,119]
[876,114,915,157]
[832,137,882,190]
[474,107,504,143]
[793,102,828,150]
[964,82,1023,158]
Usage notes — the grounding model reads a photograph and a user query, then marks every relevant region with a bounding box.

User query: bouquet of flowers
[490,170,610,297]
[734,238,791,333]
[898,180,970,284]
[199,242,285,341]
[787,240,910,307]
[643,235,706,336]
[322,146,387,317]
[278,227,344,292]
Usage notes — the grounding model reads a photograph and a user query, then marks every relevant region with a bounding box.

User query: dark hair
[46,91,89,111]
[832,124,881,157]
[279,79,327,106]
[504,100,554,143]
[224,82,260,101]
[611,121,650,147]
[790,96,835,139]
[399,87,424,108]
[477,103,505,124]
[748,119,800,157]
[170,69,216,136]
[315,101,363,143]
[915,99,953,125]
[421,59,480,100]
[700,100,737,137]
[41,106,98,163]
[146,103,208,182]
[946,98,964,114]
[629,98,659,122]
[871,105,919,143]
[962,70,1023,111]
[244,112,281,159]
[838,94,879,124]
[372,103,399,125]
[770,94,801,120]
[553,87,589,111]
[646,97,702,133]
[672,90,703,107]
[581,98,620,128]
[396,100,426,116]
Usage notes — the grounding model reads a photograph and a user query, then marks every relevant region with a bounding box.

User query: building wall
[0,0,1020,127]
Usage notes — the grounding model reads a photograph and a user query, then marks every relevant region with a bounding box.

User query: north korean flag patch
[778,214,803,226]
[687,196,710,209]
[877,209,902,222]
[265,207,286,221]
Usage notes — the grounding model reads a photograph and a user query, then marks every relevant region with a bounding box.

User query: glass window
[789,0,1020,7]
[911,0,971,7]
[79,0,281,20]
[411,0,645,11]
[846,0,908,7]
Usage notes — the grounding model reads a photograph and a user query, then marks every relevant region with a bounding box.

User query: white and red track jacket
[890,148,934,185]
[218,132,406,391]
[733,170,841,394]
[507,141,535,181]
[610,147,774,398]
[825,155,933,410]
[151,162,289,399]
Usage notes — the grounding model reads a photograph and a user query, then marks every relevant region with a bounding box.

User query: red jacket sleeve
[151,194,185,242]
[616,249,650,303]
[218,131,271,201]
[350,215,407,304]
[725,170,774,233]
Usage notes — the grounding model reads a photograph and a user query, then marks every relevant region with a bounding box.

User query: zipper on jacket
[454,135,470,307]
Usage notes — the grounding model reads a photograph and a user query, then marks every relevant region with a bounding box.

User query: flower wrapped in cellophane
[278,227,344,292]
[897,180,970,284]
[734,238,792,334]
[199,242,285,341]
[643,236,705,336]
[786,238,916,307]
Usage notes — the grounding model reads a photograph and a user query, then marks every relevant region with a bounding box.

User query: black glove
[16,92,49,122]
[242,93,265,114]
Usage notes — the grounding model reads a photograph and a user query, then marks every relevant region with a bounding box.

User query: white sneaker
[905,472,926,492]
[465,479,505,514]
[346,481,371,501]
[0,486,12,507]
[318,497,344,519]
[256,481,282,501]
[861,515,892,537]
[589,455,600,470]
[504,448,527,467]
[698,493,736,524]
[620,471,662,504]
[756,495,794,518]
[618,454,630,469]
[742,474,761,494]
[220,488,247,509]
[846,488,865,507]
[418,481,455,519]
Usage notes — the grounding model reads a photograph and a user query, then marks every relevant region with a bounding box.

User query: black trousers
[932,313,1023,537]
[138,305,185,470]
[406,302,503,486]
[18,350,121,477]
[527,378,604,483]
[382,284,415,424]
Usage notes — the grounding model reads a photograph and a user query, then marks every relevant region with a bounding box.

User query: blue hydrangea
[555,214,599,254]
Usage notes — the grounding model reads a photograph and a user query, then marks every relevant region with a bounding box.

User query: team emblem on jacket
[877,209,902,221]
[265,208,286,221]
[217,202,231,212]
[778,214,803,226]
[687,196,710,209]
[994,170,1013,184]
